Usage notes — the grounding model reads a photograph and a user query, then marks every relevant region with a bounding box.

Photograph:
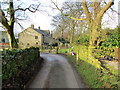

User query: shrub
[2,47,42,88]
[76,34,89,46]
[72,45,119,88]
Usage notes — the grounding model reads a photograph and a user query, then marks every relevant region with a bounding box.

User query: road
[27,53,88,88]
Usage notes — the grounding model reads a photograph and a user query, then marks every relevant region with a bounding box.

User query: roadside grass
[58,48,72,54]
[67,55,103,88]
[58,47,119,88]
[40,47,72,54]
[67,55,119,88]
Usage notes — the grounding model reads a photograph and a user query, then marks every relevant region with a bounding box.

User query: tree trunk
[8,0,18,48]
[0,0,18,48]
[88,19,102,46]
[82,0,114,46]
[7,28,18,48]
[70,23,75,44]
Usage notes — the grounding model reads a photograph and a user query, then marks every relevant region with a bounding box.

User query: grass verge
[58,46,119,88]
[66,55,119,88]
[66,55,104,88]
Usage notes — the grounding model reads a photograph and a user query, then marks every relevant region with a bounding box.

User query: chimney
[38,26,40,30]
[31,24,34,28]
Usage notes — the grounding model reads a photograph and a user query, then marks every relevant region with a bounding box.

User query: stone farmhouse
[18,25,60,48]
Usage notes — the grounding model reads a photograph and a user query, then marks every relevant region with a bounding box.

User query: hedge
[2,47,43,88]
[73,45,119,88]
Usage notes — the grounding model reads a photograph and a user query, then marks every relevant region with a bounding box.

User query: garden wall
[2,47,43,88]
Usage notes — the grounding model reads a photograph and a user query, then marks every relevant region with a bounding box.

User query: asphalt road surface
[28,53,88,88]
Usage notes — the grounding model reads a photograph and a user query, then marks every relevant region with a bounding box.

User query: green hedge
[72,45,119,88]
[92,46,114,58]
[2,47,42,88]
[58,46,119,88]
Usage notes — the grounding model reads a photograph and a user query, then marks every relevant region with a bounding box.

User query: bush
[92,46,114,58]
[72,45,119,88]
[2,47,43,88]
[101,27,120,48]
[76,34,89,46]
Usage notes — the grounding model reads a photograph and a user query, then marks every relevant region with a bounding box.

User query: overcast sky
[0,0,119,37]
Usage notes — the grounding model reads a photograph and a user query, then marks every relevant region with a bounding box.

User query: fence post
[76,49,79,65]
[114,48,120,61]
[56,47,59,54]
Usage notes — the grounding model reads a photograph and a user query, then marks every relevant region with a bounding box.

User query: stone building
[0,31,9,49]
[0,31,9,43]
[18,25,59,48]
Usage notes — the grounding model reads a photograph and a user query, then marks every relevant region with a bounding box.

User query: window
[35,36,38,39]
[36,42,38,45]
[2,39,5,43]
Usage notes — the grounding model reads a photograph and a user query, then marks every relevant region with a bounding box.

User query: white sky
[0,0,119,36]
[102,0,119,28]
[13,0,65,35]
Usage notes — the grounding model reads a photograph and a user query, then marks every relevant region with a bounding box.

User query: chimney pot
[31,24,34,28]
[38,26,40,30]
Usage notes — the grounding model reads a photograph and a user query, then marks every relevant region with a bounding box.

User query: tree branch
[97,0,114,19]
[0,8,10,31]
[14,3,40,13]
[15,20,24,30]
[104,1,120,15]
[82,0,92,23]
[93,2,101,18]
[51,0,85,21]
[70,17,86,20]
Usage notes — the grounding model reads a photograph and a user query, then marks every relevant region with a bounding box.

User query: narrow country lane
[27,53,87,88]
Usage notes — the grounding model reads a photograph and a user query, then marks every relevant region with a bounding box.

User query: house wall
[0,31,9,43]
[0,31,9,49]
[43,36,52,44]
[18,28,43,48]
[0,31,2,43]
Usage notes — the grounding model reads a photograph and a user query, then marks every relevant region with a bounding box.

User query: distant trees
[0,0,40,48]
[51,0,115,46]
[51,2,86,44]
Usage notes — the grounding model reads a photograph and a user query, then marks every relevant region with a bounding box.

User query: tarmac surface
[28,53,87,88]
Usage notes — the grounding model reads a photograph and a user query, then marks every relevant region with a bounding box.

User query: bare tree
[51,0,115,46]
[0,0,40,48]
[82,0,114,46]
[51,2,85,44]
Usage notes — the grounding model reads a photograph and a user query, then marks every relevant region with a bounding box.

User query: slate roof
[33,28,60,43]
[34,28,50,37]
